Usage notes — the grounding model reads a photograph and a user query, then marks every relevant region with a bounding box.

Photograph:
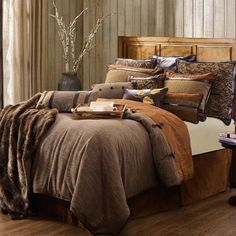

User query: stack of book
[219,132,236,146]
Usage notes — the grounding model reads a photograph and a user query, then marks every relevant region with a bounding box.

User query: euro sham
[177,60,236,125]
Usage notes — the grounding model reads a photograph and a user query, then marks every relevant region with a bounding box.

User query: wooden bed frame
[32,37,236,225]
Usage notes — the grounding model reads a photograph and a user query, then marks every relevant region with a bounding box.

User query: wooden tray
[72,103,127,119]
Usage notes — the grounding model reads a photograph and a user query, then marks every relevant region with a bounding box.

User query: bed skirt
[32,149,231,223]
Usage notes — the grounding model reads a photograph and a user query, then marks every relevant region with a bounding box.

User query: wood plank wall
[44,0,83,91]
[44,0,236,90]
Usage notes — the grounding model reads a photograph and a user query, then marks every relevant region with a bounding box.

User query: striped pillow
[164,72,215,121]
[162,93,203,124]
[105,64,162,83]
[36,91,98,112]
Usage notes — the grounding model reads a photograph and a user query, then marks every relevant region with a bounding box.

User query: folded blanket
[0,93,58,217]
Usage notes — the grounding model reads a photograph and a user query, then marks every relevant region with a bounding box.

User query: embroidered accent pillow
[164,72,215,121]
[92,82,132,99]
[162,93,203,124]
[123,88,168,107]
[105,64,163,83]
[129,74,166,90]
[177,60,236,125]
[115,58,157,68]
[36,91,98,112]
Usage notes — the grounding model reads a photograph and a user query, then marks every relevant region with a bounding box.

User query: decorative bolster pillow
[151,55,196,72]
[164,72,215,121]
[129,73,166,89]
[162,93,203,124]
[36,91,98,112]
[177,60,236,125]
[105,64,163,83]
[92,82,132,99]
[115,58,157,68]
[123,87,168,107]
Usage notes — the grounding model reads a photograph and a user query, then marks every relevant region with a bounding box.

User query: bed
[2,37,236,234]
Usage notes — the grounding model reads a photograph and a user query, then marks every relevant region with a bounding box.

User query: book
[219,132,236,139]
[219,136,236,145]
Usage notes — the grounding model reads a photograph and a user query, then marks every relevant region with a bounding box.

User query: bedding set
[0,54,235,235]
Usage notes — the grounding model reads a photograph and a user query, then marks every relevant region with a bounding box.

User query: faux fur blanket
[0,93,58,218]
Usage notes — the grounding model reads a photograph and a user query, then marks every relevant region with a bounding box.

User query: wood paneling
[44,0,236,90]
[44,0,84,91]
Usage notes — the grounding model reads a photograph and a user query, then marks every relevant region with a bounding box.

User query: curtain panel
[3,0,47,105]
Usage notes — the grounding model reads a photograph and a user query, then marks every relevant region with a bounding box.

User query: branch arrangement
[50,1,106,73]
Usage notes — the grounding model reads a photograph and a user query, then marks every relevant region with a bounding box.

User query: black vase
[58,72,82,91]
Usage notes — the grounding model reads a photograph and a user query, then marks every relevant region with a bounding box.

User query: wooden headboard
[118,37,236,62]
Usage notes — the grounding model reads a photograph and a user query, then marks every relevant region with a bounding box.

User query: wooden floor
[1,190,236,236]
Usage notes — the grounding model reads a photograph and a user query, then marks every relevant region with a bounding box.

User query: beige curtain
[3,0,47,105]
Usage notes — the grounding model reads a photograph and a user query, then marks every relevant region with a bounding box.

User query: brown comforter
[31,99,193,235]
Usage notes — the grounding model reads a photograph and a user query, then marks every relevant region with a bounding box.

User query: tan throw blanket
[0,94,58,218]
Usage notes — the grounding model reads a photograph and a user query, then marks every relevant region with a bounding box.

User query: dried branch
[51,1,110,73]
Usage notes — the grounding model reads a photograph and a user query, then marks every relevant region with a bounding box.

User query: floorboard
[1,190,236,235]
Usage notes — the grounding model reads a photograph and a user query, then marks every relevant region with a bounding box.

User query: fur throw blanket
[0,93,58,218]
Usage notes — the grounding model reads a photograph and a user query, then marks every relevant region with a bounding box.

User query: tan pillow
[92,82,132,99]
[105,64,162,83]
[165,72,215,121]
[36,91,98,112]
[162,93,203,124]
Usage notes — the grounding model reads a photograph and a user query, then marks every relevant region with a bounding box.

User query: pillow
[123,88,168,107]
[129,74,166,90]
[177,60,236,125]
[152,55,196,72]
[36,91,98,112]
[164,72,215,121]
[105,64,163,83]
[115,58,157,68]
[92,82,132,99]
[162,93,203,124]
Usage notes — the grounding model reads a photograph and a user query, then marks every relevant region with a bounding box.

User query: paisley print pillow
[177,60,236,125]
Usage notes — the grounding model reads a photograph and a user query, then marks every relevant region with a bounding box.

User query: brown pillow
[177,60,236,125]
[129,74,166,89]
[115,58,157,68]
[105,64,163,83]
[123,88,168,107]
[164,72,215,121]
[162,93,203,124]
[36,91,98,112]
[92,82,132,99]
[152,55,196,72]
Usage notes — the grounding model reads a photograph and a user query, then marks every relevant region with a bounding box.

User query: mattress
[185,118,235,155]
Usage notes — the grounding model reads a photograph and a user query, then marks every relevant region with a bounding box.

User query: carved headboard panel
[118,37,236,62]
